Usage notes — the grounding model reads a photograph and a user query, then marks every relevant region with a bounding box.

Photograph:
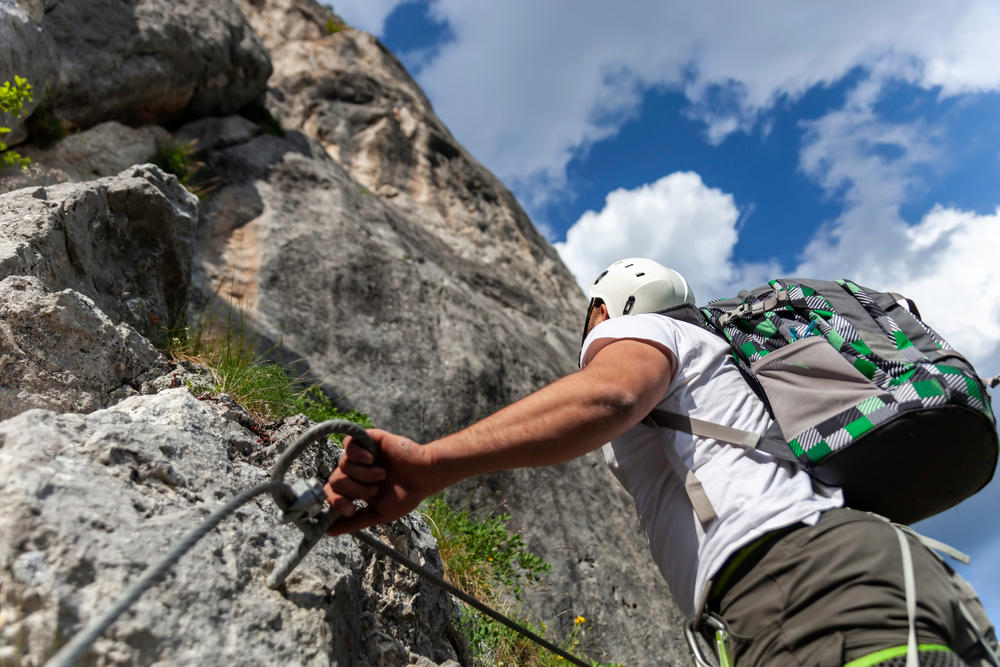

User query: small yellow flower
[574,615,586,626]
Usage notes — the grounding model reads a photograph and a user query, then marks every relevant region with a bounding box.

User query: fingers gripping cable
[47,420,371,667]
[267,420,377,589]
[47,420,593,667]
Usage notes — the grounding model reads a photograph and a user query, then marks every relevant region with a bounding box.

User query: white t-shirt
[580,313,843,615]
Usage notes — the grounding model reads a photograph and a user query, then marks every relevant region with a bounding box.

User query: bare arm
[324,338,674,535]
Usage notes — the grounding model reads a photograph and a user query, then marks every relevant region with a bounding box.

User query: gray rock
[41,0,271,128]
[0,0,694,661]
[238,0,580,305]
[0,164,197,341]
[193,128,579,446]
[0,275,166,419]
[175,115,263,153]
[0,389,460,665]
[196,2,692,662]
[0,121,170,194]
[0,1,58,144]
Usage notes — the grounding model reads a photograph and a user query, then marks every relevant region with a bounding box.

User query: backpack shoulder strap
[645,409,795,462]
[653,303,714,330]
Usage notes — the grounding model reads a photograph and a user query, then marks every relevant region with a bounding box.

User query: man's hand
[323,429,439,536]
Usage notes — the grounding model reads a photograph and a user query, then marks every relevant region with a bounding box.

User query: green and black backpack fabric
[652,278,999,525]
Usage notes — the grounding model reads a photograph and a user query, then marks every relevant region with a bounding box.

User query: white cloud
[408,1,1000,209]
[555,172,779,301]
[798,204,1000,376]
[793,73,1000,376]
[327,0,411,36]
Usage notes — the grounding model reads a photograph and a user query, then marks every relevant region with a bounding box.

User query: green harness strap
[844,644,952,667]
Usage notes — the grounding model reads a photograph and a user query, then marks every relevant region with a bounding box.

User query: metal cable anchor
[267,419,377,589]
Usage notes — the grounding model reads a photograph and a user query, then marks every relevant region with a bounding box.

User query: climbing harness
[46,420,591,667]
[681,517,999,667]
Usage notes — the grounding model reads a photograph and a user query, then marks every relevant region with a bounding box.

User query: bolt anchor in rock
[267,420,377,589]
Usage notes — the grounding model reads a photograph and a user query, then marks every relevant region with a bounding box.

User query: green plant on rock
[425,496,549,601]
[424,497,619,666]
[0,75,34,169]
[153,138,211,197]
[165,301,370,430]
[325,18,343,34]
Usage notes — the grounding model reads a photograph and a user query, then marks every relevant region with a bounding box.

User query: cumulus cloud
[798,205,1000,376]
[791,72,1000,375]
[401,1,1000,208]
[555,172,779,301]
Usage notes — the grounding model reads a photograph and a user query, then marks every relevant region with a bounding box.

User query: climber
[323,257,998,666]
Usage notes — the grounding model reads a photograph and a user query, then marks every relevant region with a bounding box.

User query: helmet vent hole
[635,272,645,277]
[593,270,609,285]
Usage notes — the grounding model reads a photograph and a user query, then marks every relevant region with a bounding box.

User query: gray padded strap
[648,409,761,449]
[684,470,719,526]
[646,416,719,526]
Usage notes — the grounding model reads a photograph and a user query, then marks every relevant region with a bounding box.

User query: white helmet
[589,257,695,317]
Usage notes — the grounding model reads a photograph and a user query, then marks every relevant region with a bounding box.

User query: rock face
[237,0,577,310]
[0,275,165,419]
[0,389,461,666]
[188,2,690,663]
[0,0,693,664]
[41,0,272,129]
[0,164,197,341]
[0,1,58,144]
[219,0,585,440]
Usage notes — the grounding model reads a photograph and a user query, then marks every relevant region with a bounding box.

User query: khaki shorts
[711,508,998,666]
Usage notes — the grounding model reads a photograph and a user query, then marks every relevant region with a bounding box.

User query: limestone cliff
[0,1,689,664]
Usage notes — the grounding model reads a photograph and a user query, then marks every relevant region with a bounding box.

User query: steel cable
[352,529,591,667]
[47,414,593,667]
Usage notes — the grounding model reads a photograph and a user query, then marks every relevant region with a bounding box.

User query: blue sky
[333,1,1000,622]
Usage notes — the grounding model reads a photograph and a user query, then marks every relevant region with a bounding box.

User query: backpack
[651,277,999,525]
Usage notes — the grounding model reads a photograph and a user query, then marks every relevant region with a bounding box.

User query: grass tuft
[152,138,212,198]
[424,497,621,667]
[165,302,368,427]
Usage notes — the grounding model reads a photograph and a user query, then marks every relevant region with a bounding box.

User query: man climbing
[324,257,998,666]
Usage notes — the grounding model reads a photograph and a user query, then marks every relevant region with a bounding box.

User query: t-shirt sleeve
[579,314,681,370]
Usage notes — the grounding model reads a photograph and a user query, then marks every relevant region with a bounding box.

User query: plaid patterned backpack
[653,278,998,524]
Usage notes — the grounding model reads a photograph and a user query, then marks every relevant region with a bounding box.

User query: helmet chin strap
[579,297,611,365]
[580,298,599,356]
